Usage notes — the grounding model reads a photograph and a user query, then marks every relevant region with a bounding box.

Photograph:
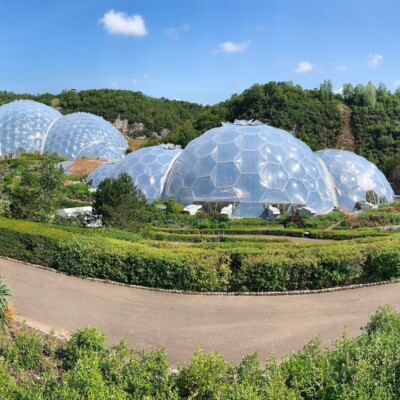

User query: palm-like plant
[0,278,12,332]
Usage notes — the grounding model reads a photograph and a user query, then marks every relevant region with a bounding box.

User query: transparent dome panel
[86,163,116,187]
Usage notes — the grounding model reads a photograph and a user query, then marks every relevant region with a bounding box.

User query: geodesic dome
[87,163,116,187]
[42,112,127,161]
[164,122,337,217]
[108,144,182,203]
[315,149,394,210]
[0,100,61,156]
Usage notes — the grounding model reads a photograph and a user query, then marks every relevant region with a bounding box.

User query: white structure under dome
[163,122,337,217]
[315,149,394,210]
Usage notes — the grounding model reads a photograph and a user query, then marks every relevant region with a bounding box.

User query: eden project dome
[315,149,394,210]
[42,112,128,161]
[0,100,61,156]
[108,144,182,203]
[163,121,337,217]
[87,163,116,188]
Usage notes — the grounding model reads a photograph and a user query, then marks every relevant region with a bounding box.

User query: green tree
[319,79,333,101]
[7,156,64,222]
[93,173,149,231]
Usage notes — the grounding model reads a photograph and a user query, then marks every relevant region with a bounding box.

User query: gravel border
[1,255,400,296]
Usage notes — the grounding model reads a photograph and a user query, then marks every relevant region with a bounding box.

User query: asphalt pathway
[0,257,399,365]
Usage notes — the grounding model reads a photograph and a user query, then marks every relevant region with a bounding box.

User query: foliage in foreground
[0,278,12,333]
[0,306,399,399]
[4,155,64,222]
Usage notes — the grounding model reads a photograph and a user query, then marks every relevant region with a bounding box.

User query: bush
[0,329,47,372]
[0,279,12,333]
[1,307,400,398]
[64,326,107,369]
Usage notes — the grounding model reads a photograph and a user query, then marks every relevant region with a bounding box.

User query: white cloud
[336,65,347,71]
[294,61,314,74]
[131,79,138,85]
[368,53,383,68]
[393,80,400,87]
[111,82,118,88]
[164,23,190,41]
[143,72,150,80]
[99,10,148,37]
[213,40,250,53]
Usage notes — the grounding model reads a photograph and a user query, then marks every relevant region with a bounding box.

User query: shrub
[64,326,107,369]
[0,278,12,332]
[0,328,49,372]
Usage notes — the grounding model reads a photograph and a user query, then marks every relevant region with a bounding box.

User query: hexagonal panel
[213,142,241,163]
[193,156,216,178]
[285,179,308,204]
[234,175,266,201]
[235,151,265,174]
[214,162,240,188]
[260,163,289,190]
[192,177,215,199]
[283,157,306,180]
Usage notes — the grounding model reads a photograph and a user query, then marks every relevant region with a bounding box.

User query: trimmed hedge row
[146,230,290,244]
[0,218,399,292]
[153,226,387,240]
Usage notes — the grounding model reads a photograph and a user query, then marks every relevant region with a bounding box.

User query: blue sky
[0,0,399,104]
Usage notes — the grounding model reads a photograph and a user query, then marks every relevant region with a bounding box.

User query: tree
[319,79,333,101]
[93,173,149,231]
[7,156,64,222]
[364,81,377,108]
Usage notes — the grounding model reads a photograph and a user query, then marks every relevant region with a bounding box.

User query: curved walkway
[0,258,399,365]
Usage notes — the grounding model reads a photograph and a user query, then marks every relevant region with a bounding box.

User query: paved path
[0,258,399,365]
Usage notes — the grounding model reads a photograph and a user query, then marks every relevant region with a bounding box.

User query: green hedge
[146,230,290,244]
[153,226,387,240]
[0,218,398,292]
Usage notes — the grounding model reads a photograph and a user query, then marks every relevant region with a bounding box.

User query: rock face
[113,116,171,138]
[112,116,130,136]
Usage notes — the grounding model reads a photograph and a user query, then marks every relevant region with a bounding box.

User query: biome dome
[108,144,182,203]
[0,100,61,156]
[315,149,394,210]
[87,163,116,188]
[163,121,337,217]
[42,112,127,161]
